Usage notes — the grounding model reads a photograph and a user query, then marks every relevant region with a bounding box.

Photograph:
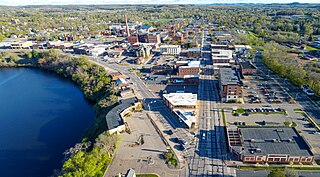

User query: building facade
[160,45,181,55]
[178,61,201,76]
[219,68,243,102]
[228,127,314,164]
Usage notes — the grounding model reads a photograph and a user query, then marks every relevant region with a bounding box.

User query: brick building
[218,68,242,102]
[228,127,314,164]
[240,61,257,75]
[178,61,200,76]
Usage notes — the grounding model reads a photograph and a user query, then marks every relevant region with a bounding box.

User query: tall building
[128,34,139,44]
[219,68,243,102]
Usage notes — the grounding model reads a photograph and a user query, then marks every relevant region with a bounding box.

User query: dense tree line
[262,41,320,95]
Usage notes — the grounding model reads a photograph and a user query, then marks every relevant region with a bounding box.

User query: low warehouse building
[228,127,314,164]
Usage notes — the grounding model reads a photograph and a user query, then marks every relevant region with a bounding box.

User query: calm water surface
[0,68,95,177]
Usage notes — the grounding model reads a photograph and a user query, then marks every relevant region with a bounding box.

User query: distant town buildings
[10,41,33,49]
[135,44,152,59]
[212,49,234,69]
[160,45,181,55]
[187,48,201,58]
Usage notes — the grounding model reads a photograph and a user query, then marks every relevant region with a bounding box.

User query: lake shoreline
[0,50,119,176]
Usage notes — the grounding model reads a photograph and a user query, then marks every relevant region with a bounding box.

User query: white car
[202,133,206,140]
[313,131,320,135]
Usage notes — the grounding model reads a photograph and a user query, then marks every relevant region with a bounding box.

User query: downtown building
[160,45,181,55]
[163,92,197,128]
[227,127,314,164]
[218,68,243,103]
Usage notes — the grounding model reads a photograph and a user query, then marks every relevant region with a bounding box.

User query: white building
[163,92,197,128]
[160,45,181,55]
[211,49,234,69]
[89,47,106,57]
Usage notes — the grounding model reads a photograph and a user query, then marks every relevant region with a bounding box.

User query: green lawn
[137,174,159,177]
[306,46,318,51]
[221,109,227,126]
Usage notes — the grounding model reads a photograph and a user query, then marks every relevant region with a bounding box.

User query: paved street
[104,112,179,177]
[185,71,234,176]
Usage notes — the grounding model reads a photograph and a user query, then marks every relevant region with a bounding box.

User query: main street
[185,70,233,176]
[182,28,234,176]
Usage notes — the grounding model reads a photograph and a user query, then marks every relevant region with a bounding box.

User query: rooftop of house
[136,25,152,31]
[188,47,201,52]
[235,127,312,157]
[105,97,137,131]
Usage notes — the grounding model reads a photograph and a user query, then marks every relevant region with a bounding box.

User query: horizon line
[1,2,320,7]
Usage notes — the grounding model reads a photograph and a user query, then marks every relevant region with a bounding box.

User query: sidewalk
[146,112,186,170]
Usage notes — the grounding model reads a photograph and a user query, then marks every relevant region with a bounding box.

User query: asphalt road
[185,71,233,177]
[184,30,234,176]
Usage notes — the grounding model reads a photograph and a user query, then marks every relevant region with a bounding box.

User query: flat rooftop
[180,61,200,68]
[237,127,312,156]
[160,45,181,48]
[174,109,196,128]
[240,61,256,70]
[219,68,240,85]
[163,92,197,106]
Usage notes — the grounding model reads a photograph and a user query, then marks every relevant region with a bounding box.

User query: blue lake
[0,68,95,177]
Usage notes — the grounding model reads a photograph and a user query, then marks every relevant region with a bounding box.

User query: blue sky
[0,0,318,6]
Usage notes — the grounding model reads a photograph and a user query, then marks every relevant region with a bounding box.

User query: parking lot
[105,112,181,177]
[224,103,320,156]
[225,107,288,127]
[242,74,293,104]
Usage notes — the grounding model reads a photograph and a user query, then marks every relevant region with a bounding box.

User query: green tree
[268,169,285,177]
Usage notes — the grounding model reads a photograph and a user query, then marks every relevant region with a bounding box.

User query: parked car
[202,133,206,140]
[312,131,320,135]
